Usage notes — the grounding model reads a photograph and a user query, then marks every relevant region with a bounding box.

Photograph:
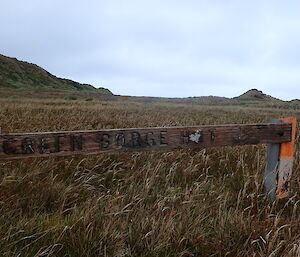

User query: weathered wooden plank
[276,118,297,199]
[0,123,292,160]
[264,119,280,200]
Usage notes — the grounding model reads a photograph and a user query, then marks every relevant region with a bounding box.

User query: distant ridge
[234,89,281,102]
[0,55,294,104]
[0,54,112,94]
[289,99,300,103]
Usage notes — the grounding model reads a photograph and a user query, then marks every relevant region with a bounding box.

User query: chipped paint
[189,130,202,143]
[277,157,293,198]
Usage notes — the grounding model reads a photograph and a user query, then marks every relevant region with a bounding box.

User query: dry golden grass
[1,95,300,256]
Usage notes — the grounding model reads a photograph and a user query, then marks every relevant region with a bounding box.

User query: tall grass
[0,96,300,256]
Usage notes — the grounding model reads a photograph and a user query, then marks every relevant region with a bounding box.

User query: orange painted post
[276,117,297,199]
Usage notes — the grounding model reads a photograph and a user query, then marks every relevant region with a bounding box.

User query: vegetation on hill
[234,89,282,102]
[0,54,112,94]
[0,54,298,109]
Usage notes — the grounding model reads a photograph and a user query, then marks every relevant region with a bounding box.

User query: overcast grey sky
[1,0,300,99]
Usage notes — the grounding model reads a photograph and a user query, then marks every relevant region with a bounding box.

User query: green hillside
[0,54,112,94]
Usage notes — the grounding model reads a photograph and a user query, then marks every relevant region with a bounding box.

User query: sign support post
[264,118,296,200]
[277,117,297,199]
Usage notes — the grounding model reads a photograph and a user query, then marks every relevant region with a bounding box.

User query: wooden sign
[0,123,292,160]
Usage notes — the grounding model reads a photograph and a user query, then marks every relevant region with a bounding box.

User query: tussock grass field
[1,96,300,256]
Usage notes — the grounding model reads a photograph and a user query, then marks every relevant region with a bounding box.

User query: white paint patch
[189,130,202,143]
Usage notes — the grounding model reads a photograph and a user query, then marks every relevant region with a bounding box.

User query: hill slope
[0,54,112,94]
[234,89,281,102]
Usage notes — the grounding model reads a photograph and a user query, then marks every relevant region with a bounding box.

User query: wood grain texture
[0,123,292,160]
[264,119,280,200]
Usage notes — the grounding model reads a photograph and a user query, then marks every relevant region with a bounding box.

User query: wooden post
[277,117,297,199]
[264,118,296,200]
[264,119,281,200]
